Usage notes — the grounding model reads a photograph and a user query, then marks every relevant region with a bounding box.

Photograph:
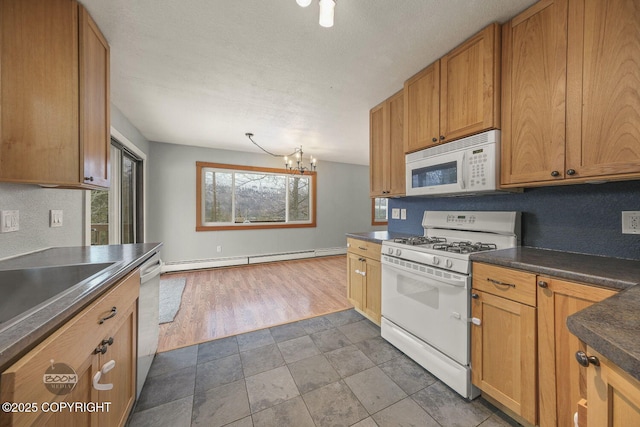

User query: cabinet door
[362,258,381,324]
[471,290,537,424]
[387,91,405,196]
[404,61,440,153]
[537,277,617,427]
[80,5,110,188]
[97,302,137,427]
[347,253,364,311]
[565,0,640,180]
[501,0,568,185]
[0,0,80,185]
[587,349,640,427]
[440,23,500,142]
[369,103,387,197]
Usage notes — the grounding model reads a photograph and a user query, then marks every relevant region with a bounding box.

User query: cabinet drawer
[347,238,381,261]
[0,269,139,421]
[472,263,536,306]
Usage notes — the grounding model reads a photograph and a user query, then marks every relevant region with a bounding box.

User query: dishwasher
[138,251,163,397]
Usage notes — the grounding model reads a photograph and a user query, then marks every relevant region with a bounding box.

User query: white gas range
[381,211,520,399]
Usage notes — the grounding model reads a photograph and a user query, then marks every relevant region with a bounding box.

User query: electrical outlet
[1,210,19,233]
[400,209,407,220]
[391,208,400,220]
[622,211,640,234]
[50,210,63,228]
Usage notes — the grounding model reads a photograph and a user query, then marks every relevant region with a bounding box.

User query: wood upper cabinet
[404,23,501,153]
[370,90,405,197]
[471,263,537,425]
[538,276,618,427]
[346,238,382,325]
[502,0,640,186]
[0,269,139,427]
[586,348,640,426]
[0,0,110,189]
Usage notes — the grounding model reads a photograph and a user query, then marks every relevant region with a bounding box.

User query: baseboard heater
[162,247,346,273]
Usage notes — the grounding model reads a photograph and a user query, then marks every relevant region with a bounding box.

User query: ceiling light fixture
[297,0,336,28]
[245,133,317,175]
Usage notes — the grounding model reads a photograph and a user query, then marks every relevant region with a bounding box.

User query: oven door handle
[382,260,468,288]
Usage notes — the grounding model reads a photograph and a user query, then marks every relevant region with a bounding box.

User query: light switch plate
[50,210,63,228]
[1,210,19,233]
[401,209,407,220]
[622,211,640,234]
[391,208,400,220]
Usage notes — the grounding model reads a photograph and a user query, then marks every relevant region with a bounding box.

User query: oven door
[381,255,471,365]
[406,148,465,196]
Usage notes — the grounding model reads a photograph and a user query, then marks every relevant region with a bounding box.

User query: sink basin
[0,262,116,327]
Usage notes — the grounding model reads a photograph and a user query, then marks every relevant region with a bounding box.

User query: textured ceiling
[81,0,537,165]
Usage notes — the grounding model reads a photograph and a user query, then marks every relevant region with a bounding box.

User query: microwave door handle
[460,152,466,190]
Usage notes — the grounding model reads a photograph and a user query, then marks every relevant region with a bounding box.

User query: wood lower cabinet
[346,238,382,324]
[0,0,110,189]
[502,0,640,187]
[537,277,617,427]
[471,263,538,424]
[0,269,139,427]
[586,348,640,426]
[370,90,405,197]
[404,23,500,153]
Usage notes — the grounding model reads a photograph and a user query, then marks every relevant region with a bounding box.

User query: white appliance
[406,130,506,197]
[381,211,520,399]
[137,252,162,398]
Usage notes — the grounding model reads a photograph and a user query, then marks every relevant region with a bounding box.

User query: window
[90,138,144,245]
[372,197,388,225]
[196,162,316,231]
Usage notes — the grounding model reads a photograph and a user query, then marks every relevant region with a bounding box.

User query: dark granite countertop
[470,246,640,382]
[470,247,640,290]
[345,231,415,244]
[0,243,162,372]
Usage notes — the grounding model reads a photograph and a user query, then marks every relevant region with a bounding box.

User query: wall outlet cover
[391,208,400,220]
[622,211,640,234]
[1,210,19,233]
[400,209,407,220]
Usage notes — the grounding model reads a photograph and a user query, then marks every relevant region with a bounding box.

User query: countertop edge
[346,231,414,244]
[0,243,162,372]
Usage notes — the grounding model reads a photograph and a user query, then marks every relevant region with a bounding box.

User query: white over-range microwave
[406,130,509,197]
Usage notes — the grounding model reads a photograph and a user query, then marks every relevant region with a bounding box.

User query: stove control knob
[395,249,402,257]
[432,256,440,266]
[445,259,453,268]
[387,247,394,255]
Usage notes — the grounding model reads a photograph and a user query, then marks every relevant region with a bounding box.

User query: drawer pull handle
[575,351,599,367]
[487,278,516,288]
[99,307,117,324]
[358,246,367,251]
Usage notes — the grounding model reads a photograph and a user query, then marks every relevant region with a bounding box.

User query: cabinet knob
[538,280,548,288]
[439,135,445,140]
[102,337,114,346]
[575,350,600,367]
[567,169,576,176]
[84,176,94,182]
[471,293,479,299]
[94,344,108,355]
[551,171,560,177]
[432,137,437,142]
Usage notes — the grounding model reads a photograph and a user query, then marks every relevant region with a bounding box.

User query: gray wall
[0,183,84,259]
[111,104,150,155]
[147,141,382,263]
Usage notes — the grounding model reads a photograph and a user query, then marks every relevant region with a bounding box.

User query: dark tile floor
[128,309,522,427]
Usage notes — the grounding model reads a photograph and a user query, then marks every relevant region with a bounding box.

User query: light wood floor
[157,255,351,353]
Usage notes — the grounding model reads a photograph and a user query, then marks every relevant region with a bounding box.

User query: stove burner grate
[432,241,498,254]
[393,236,447,246]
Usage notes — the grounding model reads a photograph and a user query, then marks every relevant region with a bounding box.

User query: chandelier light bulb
[296,0,313,7]
[318,0,335,27]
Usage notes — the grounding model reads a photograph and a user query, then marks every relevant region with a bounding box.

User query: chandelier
[296,0,336,28]
[245,133,317,175]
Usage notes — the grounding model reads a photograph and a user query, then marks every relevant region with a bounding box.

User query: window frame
[371,197,388,226]
[196,161,317,231]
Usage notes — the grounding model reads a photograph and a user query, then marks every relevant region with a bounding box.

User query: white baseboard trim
[161,247,346,273]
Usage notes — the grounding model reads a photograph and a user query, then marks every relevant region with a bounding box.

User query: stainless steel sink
[0,262,116,327]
